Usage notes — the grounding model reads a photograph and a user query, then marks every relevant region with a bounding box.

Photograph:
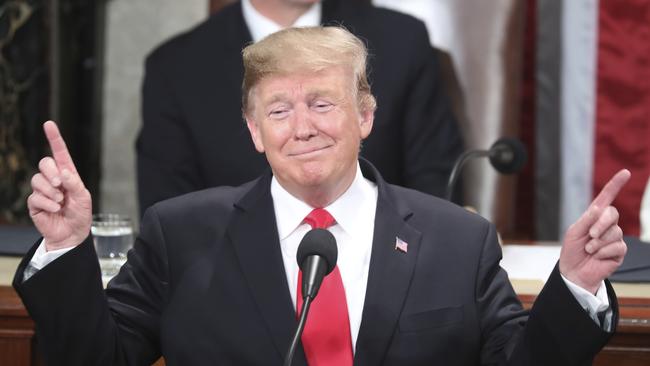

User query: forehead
[253,66,354,103]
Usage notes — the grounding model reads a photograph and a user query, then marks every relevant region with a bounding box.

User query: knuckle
[31,173,48,189]
[38,157,52,170]
[604,206,618,221]
[614,226,623,238]
[27,192,41,206]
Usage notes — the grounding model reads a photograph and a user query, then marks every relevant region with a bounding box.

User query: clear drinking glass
[91,214,133,281]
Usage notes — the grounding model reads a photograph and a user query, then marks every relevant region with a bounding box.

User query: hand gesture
[27,121,92,251]
[559,169,631,294]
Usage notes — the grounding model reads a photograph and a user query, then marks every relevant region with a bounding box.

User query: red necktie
[297,208,353,366]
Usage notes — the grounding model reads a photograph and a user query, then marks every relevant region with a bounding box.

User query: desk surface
[502,244,650,298]
[0,256,20,286]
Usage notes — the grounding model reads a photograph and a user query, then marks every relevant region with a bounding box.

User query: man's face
[246,66,374,202]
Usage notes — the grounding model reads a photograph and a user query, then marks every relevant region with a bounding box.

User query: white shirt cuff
[29,239,76,270]
[561,274,612,330]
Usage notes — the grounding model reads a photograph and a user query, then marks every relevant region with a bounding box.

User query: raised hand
[27,121,92,251]
[559,169,631,294]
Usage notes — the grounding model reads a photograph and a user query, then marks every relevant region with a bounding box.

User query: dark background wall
[0,0,103,224]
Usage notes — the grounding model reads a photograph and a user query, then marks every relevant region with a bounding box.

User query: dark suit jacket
[15,160,614,365]
[137,0,463,216]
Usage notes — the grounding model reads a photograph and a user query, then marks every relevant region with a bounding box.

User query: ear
[245,115,265,153]
[358,107,374,139]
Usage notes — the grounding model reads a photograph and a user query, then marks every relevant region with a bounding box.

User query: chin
[295,167,328,187]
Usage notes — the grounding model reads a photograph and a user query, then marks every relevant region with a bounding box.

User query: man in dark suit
[19,26,629,365]
[137,0,463,216]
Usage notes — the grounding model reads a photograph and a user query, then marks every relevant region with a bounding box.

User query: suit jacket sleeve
[476,224,616,365]
[506,266,617,365]
[400,23,464,200]
[13,207,170,366]
[138,51,203,216]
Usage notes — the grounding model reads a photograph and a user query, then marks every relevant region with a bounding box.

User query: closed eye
[312,101,334,112]
[269,109,290,119]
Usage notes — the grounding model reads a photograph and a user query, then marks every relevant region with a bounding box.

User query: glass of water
[91,214,133,282]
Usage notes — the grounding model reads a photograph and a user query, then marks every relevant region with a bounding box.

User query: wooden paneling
[0,286,36,366]
[520,294,650,365]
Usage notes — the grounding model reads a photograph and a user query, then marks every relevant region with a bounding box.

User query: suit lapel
[222,2,251,102]
[322,0,367,24]
[227,173,307,366]
[354,162,422,366]
[225,1,253,49]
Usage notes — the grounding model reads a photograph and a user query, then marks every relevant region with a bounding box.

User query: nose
[293,105,318,140]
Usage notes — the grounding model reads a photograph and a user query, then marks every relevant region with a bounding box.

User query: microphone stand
[283,296,313,366]
[445,150,490,201]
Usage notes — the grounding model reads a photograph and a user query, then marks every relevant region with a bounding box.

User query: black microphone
[284,229,338,366]
[488,138,527,174]
[297,229,337,299]
[445,137,528,201]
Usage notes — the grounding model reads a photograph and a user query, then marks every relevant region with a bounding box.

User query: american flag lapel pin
[395,237,408,253]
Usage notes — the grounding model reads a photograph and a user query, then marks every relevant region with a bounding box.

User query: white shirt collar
[241,0,322,43]
[271,163,377,240]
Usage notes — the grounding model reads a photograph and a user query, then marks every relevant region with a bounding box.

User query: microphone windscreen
[489,138,528,174]
[296,229,338,275]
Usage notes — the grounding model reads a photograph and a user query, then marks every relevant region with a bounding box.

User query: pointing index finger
[43,121,78,174]
[568,169,631,238]
[590,169,631,210]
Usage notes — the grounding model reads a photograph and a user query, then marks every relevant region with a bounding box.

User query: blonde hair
[241,26,376,114]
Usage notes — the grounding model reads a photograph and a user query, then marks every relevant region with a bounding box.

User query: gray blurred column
[101,0,208,226]
[535,0,562,240]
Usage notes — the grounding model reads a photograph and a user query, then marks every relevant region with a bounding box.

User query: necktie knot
[303,208,336,229]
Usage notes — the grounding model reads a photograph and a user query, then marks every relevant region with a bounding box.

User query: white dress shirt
[271,163,378,352]
[241,0,321,43]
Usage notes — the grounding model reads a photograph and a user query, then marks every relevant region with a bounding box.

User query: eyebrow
[262,87,342,108]
[308,87,337,96]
